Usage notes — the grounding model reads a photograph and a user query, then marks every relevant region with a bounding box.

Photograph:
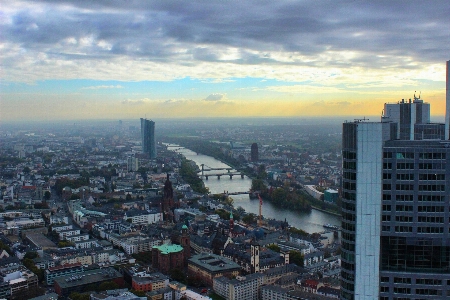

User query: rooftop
[54,267,122,289]
[153,243,183,254]
[188,253,241,273]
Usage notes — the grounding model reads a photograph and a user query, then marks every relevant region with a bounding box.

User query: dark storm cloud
[2,0,449,73]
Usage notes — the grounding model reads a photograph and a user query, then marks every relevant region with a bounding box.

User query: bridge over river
[197,164,245,179]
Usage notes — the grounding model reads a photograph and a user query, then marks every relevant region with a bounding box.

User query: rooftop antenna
[354,117,369,122]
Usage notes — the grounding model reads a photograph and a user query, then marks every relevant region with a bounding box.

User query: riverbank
[311,205,342,218]
[167,144,342,234]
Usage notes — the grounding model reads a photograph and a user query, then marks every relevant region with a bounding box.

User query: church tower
[229,211,234,236]
[250,242,260,273]
[180,224,191,262]
[162,174,175,221]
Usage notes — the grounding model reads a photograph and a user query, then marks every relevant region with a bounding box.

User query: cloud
[0,0,448,84]
[82,85,123,90]
[121,99,148,105]
[204,93,225,101]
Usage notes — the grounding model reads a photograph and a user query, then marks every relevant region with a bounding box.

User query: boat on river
[323,224,339,230]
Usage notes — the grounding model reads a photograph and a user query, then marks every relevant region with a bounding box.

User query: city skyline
[1,1,449,121]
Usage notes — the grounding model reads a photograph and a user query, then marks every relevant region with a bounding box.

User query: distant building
[53,267,123,297]
[323,189,338,204]
[140,118,156,159]
[251,143,258,162]
[213,273,266,300]
[188,253,241,286]
[131,271,169,293]
[127,156,139,172]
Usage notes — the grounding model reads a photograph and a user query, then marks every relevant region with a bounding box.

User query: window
[394,277,411,284]
[397,173,414,180]
[395,226,412,232]
[383,152,393,158]
[397,163,414,169]
[416,278,442,285]
[393,287,411,294]
[418,227,443,233]
[418,195,444,202]
[419,173,445,180]
[396,194,413,201]
[382,225,391,232]
[395,216,412,222]
[418,206,444,212]
[382,215,391,221]
[419,153,446,159]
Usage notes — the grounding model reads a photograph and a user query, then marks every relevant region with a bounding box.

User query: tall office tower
[446,60,450,140]
[140,118,156,159]
[382,96,430,140]
[341,62,450,300]
[251,143,259,162]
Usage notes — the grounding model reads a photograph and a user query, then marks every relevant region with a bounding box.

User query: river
[168,145,341,236]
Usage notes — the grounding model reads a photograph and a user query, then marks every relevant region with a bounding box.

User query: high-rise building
[446,60,450,140]
[127,156,138,172]
[140,118,156,159]
[251,143,259,162]
[341,61,450,300]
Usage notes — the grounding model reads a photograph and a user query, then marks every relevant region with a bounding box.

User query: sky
[1,0,449,122]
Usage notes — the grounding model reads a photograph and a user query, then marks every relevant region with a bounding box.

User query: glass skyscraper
[140,118,156,159]
[341,61,450,299]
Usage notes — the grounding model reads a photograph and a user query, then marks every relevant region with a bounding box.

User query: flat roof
[27,233,57,248]
[188,253,240,273]
[54,267,122,289]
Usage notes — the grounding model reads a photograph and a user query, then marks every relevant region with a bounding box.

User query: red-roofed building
[300,279,319,294]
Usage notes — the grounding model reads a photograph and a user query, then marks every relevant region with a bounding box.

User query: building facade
[141,118,156,159]
[341,61,450,300]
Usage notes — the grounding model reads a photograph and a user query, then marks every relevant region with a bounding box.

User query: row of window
[380,286,443,295]
[383,216,447,224]
[388,173,446,181]
[383,184,447,191]
[383,163,446,170]
[384,194,445,202]
[381,277,445,285]
[382,226,448,234]
[382,205,446,212]
[383,152,446,160]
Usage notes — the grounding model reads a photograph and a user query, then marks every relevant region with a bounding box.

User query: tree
[289,250,304,267]
[58,240,74,248]
[130,290,146,297]
[69,194,81,200]
[257,164,267,179]
[267,244,280,253]
[126,194,132,201]
[44,191,51,200]
[24,251,38,259]
[251,179,266,192]
[242,213,256,225]
[69,292,90,300]
[169,268,186,283]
